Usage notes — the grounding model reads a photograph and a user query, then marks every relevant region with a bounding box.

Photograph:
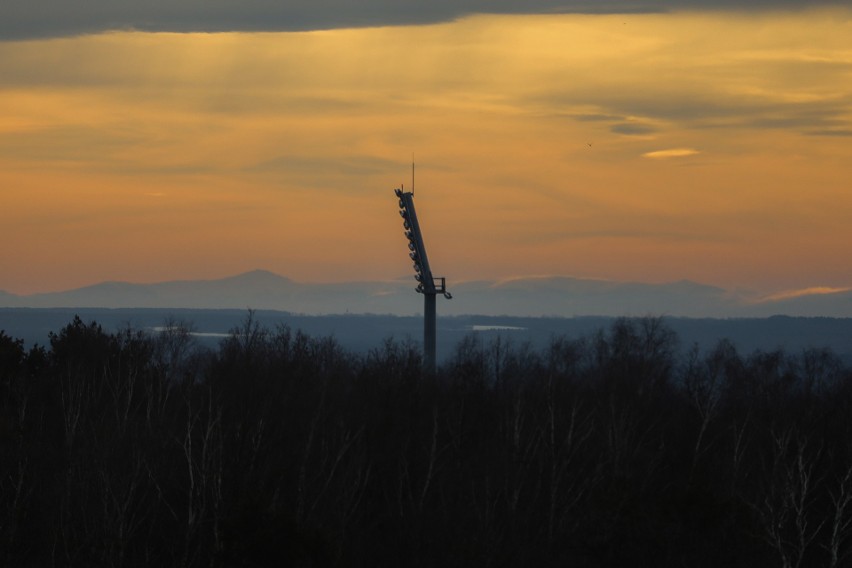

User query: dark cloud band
[1,0,844,41]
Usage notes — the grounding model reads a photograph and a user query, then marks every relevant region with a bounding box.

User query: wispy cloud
[806,129,852,137]
[611,123,657,136]
[642,148,700,159]
[760,286,852,302]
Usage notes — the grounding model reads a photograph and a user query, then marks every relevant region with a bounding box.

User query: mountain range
[2,270,851,318]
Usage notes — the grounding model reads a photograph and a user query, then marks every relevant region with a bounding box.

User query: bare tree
[683,341,727,484]
[748,427,824,568]
[179,384,224,568]
[824,463,852,568]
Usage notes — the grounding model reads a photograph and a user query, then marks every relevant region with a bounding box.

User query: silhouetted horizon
[3,269,851,318]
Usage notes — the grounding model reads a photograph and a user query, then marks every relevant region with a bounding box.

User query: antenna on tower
[411,154,415,195]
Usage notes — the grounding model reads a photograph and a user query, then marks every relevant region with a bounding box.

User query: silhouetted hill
[0,291,17,304]
[2,270,851,318]
[450,277,736,317]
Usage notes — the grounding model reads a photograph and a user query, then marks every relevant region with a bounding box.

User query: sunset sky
[2,1,851,298]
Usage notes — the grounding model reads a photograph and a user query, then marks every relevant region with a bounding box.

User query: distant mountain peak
[2,272,851,317]
[224,269,292,283]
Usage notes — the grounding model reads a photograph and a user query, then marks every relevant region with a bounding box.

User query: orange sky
[2,10,852,295]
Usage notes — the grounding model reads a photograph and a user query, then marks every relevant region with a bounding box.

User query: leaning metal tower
[394,186,451,375]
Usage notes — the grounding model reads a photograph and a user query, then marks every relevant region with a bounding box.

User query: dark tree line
[3,313,852,567]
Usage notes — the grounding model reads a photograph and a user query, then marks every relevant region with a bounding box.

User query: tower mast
[394,182,451,375]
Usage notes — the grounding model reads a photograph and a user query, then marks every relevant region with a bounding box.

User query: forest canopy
[2,314,852,567]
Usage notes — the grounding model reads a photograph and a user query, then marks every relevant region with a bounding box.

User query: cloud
[1,0,848,41]
[806,129,852,137]
[759,286,852,302]
[578,93,852,133]
[642,148,700,159]
[570,113,626,122]
[611,122,657,136]
[246,154,402,179]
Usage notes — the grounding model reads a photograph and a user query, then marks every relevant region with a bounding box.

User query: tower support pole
[424,292,437,376]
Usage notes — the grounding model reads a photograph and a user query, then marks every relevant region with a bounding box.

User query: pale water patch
[150,326,230,338]
[471,325,527,332]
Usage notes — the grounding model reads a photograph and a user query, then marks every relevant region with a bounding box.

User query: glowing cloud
[760,287,852,302]
[642,148,701,159]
